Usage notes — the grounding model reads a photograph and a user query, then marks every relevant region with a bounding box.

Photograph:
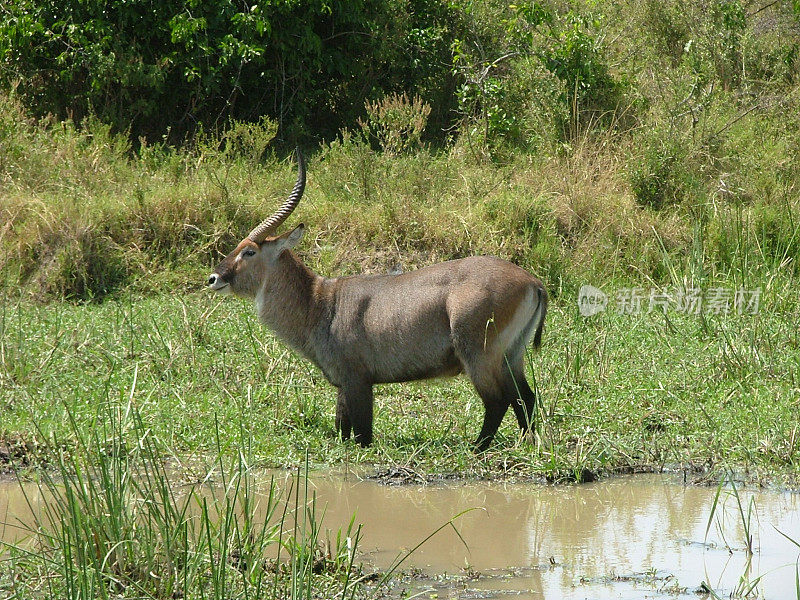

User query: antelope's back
[328,256,542,374]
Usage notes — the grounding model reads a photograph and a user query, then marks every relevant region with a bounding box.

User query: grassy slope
[2,137,799,483]
[2,0,800,484]
[1,123,799,483]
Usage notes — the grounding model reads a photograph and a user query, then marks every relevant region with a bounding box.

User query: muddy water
[0,477,43,547]
[290,472,800,599]
[2,472,799,599]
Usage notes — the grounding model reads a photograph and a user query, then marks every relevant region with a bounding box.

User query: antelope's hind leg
[453,333,510,451]
[472,386,510,452]
[505,360,537,437]
[463,365,511,452]
[463,355,537,451]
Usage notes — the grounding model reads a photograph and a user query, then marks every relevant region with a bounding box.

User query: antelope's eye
[242,249,256,258]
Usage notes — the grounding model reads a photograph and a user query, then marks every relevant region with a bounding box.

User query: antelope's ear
[272,224,305,254]
[284,224,305,249]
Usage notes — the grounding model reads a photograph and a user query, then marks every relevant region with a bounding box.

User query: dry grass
[1,75,799,301]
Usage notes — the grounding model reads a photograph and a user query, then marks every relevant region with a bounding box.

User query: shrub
[629,136,690,211]
[452,3,629,154]
[360,92,431,155]
[0,0,463,143]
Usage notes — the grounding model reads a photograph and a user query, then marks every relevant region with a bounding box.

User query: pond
[2,471,798,598]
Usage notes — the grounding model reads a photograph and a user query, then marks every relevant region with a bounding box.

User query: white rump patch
[496,286,537,352]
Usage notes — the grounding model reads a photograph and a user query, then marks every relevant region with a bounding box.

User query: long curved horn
[248,148,306,243]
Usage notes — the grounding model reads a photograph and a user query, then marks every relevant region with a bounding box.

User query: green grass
[0,399,375,600]
[0,0,798,486]
[2,279,799,484]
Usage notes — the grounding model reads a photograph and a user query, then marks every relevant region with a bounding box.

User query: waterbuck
[207,150,547,450]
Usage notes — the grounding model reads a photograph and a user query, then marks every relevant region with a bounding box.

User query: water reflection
[291,473,799,598]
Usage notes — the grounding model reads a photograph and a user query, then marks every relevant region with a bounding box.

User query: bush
[359,92,431,155]
[451,2,629,154]
[628,133,699,211]
[2,1,800,300]
[0,0,462,143]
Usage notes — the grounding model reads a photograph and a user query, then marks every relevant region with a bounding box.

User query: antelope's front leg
[338,382,374,447]
[335,387,352,441]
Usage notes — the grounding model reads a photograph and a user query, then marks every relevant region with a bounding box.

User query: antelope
[207,150,547,451]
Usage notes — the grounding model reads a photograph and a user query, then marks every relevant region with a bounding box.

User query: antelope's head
[207,149,306,298]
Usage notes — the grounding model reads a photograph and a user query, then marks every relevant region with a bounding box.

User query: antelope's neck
[255,251,324,359]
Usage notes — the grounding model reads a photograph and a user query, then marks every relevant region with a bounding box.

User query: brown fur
[209,157,548,450]
[211,229,547,451]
